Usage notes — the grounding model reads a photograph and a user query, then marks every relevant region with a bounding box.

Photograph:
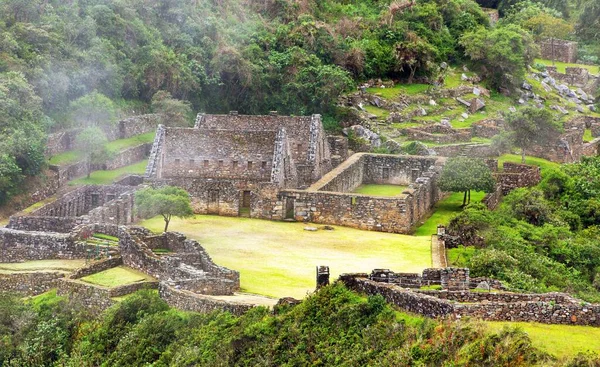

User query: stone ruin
[539,39,578,64]
[144,112,445,234]
[340,269,600,326]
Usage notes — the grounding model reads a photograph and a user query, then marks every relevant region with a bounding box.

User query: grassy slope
[353,184,408,196]
[535,58,599,75]
[489,322,600,359]
[69,160,147,185]
[414,191,487,236]
[80,266,156,287]
[0,259,86,273]
[497,154,560,177]
[139,215,431,298]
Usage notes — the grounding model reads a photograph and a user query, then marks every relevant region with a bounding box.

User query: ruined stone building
[145,113,443,233]
[145,112,332,217]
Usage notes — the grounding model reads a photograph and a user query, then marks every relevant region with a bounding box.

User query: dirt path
[431,235,447,268]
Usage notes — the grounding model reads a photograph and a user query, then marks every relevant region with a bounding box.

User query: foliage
[74,126,109,178]
[576,0,600,43]
[68,91,118,129]
[505,106,562,163]
[460,24,536,92]
[135,186,193,232]
[438,157,496,205]
[151,90,192,127]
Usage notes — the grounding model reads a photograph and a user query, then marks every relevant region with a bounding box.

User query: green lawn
[535,58,599,75]
[488,322,600,359]
[414,191,486,237]
[105,132,155,154]
[48,151,82,165]
[497,154,560,177]
[80,266,155,287]
[366,83,430,99]
[353,184,408,196]
[363,105,389,118]
[48,132,154,165]
[0,259,86,273]
[584,128,594,142]
[139,215,431,299]
[20,195,57,214]
[69,160,147,185]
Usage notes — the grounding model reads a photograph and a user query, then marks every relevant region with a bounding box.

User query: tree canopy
[505,106,563,163]
[437,157,496,206]
[135,186,193,232]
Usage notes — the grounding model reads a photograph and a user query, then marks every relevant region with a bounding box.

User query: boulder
[469,98,485,113]
[522,82,532,91]
[343,125,382,148]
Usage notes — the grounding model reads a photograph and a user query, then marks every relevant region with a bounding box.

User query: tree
[524,13,573,65]
[460,24,536,92]
[135,186,193,232]
[505,106,562,163]
[151,91,192,127]
[68,91,118,129]
[75,126,108,178]
[437,157,496,206]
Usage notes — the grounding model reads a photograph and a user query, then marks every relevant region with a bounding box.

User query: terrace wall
[539,39,578,64]
[0,272,65,296]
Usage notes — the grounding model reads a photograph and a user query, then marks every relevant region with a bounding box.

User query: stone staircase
[144,124,165,178]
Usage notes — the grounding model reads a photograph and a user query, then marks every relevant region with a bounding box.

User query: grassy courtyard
[414,191,487,236]
[69,160,147,185]
[139,215,431,299]
[80,266,156,287]
[489,322,600,359]
[353,184,408,196]
[0,259,86,273]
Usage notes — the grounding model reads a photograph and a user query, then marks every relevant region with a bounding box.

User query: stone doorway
[240,190,251,217]
[285,197,295,219]
[208,190,219,214]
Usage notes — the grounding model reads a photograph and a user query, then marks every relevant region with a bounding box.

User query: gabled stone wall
[539,39,578,64]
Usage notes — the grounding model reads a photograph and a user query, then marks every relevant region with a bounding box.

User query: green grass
[48,151,82,165]
[414,191,486,236]
[366,83,430,99]
[363,105,389,118]
[0,259,86,273]
[80,266,156,287]
[69,160,147,185]
[20,195,57,214]
[535,58,599,75]
[497,154,560,177]
[104,132,155,154]
[488,322,600,359]
[447,246,476,267]
[353,184,408,196]
[139,215,431,299]
[93,233,119,242]
[584,128,594,142]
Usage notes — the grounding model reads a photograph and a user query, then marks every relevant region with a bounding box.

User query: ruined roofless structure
[145,112,333,217]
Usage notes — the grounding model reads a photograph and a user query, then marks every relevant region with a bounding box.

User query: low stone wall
[69,256,123,279]
[7,216,86,233]
[49,161,88,187]
[109,281,158,297]
[402,126,472,144]
[0,272,65,296]
[429,144,496,158]
[56,279,116,314]
[472,119,503,138]
[114,174,144,186]
[340,274,600,326]
[158,283,253,316]
[339,275,454,318]
[45,129,80,156]
[0,228,93,262]
[539,39,578,64]
[498,162,541,195]
[95,143,151,171]
[118,114,162,139]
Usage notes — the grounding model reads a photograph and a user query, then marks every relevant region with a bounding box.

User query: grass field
[0,259,86,273]
[139,215,431,298]
[488,321,600,359]
[414,191,486,237]
[48,151,82,165]
[353,184,408,196]
[498,154,560,177]
[105,132,155,154]
[69,160,147,185]
[80,266,156,287]
[535,58,599,75]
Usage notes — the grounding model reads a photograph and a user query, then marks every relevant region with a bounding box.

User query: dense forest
[2,286,600,366]
[2,0,599,204]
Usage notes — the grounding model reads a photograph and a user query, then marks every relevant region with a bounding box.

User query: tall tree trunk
[467,189,471,204]
[163,214,171,232]
[551,37,555,66]
[521,148,526,163]
[462,191,467,206]
[86,157,91,178]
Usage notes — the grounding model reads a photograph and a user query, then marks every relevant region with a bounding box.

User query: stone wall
[497,162,541,195]
[0,272,65,296]
[540,39,578,64]
[429,143,496,158]
[328,135,349,168]
[87,189,136,225]
[119,228,240,295]
[56,279,116,314]
[158,283,253,316]
[28,185,133,220]
[546,66,594,88]
[98,143,151,171]
[49,161,88,187]
[340,274,600,326]
[401,125,472,144]
[45,129,80,156]
[118,114,162,139]
[0,228,94,262]
[471,119,503,138]
[7,216,86,233]
[69,256,123,279]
